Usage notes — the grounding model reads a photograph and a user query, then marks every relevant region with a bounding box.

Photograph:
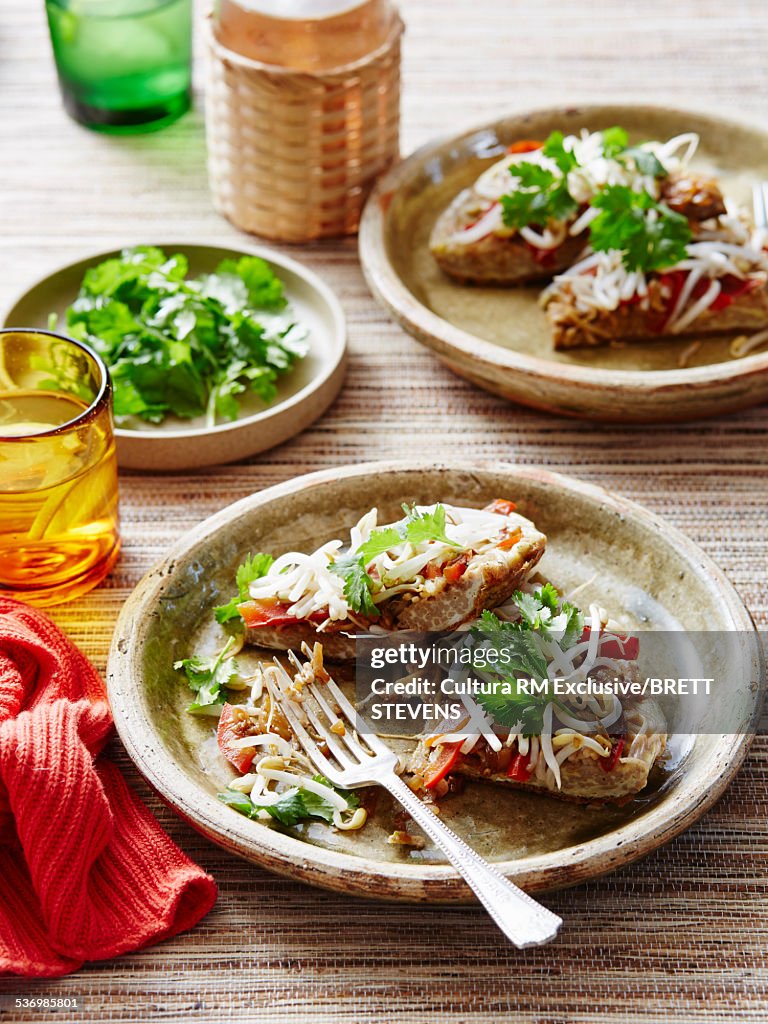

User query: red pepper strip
[217,703,257,773]
[507,139,543,154]
[484,498,518,516]
[506,751,533,781]
[600,736,625,773]
[238,599,326,629]
[423,742,464,789]
[443,554,469,583]
[580,625,639,661]
[498,526,523,551]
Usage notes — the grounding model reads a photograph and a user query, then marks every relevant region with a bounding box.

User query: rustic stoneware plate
[3,244,346,471]
[107,462,762,902]
[359,104,768,423]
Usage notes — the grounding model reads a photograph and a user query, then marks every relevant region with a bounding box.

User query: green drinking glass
[44,0,192,133]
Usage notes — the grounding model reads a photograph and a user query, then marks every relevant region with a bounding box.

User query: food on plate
[430,127,723,285]
[541,194,768,349]
[407,584,667,803]
[212,644,369,831]
[53,245,308,426]
[214,500,546,660]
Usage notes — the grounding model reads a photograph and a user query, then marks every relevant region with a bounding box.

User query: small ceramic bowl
[3,244,347,470]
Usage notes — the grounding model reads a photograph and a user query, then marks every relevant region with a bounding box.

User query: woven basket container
[205,14,403,243]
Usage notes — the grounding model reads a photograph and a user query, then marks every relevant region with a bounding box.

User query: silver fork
[752,183,768,229]
[272,653,562,948]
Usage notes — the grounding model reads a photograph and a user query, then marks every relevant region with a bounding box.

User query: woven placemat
[1,0,767,1020]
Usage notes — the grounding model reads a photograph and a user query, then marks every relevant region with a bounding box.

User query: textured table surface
[2,0,768,1021]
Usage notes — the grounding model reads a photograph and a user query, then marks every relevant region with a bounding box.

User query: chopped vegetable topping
[215,552,275,624]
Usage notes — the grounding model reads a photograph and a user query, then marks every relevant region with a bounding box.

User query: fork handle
[382,773,562,948]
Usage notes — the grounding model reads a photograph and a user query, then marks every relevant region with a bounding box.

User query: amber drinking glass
[0,329,120,606]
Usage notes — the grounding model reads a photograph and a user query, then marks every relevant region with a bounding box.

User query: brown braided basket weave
[205,14,403,242]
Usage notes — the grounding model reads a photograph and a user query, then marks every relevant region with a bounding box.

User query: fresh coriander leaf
[501,161,578,230]
[214,256,287,310]
[357,526,406,564]
[402,503,461,548]
[54,246,304,427]
[624,146,667,178]
[313,774,360,810]
[174,636,239,710]
[600,126,629,159]
[541,130,579,174]
[297,790,337,823]
[329,553,379,619]
[217,791,255,816]
[214,552,274,623]
[589,185,691,272]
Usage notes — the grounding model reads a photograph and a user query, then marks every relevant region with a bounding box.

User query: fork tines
[269,651,388,785]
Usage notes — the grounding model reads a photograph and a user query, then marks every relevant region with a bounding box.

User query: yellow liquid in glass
[0,390,120,605]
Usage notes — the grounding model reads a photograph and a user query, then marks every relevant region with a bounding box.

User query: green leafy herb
[399,502,460,549]
[470,587,585,733]
[174,635,240,714]
[541,130,579,174]
[623,146,667,178]
[331,503,462,617]
[218,775,359,827]
[215,552,275,624]
[329,552,380,619]
[600,126,629,159]
[588,185,692,272]
[500,130,579,230]
[62,246,308,427]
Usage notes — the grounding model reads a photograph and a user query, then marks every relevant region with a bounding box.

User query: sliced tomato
[485,498,518,516]
[443,554,469,583]
[423,742,464,790]
[498,526,523,551]
[423,561,442,580]
[217,702,257,773]
[506,751,533,781]
[580,625,639,660]
[600,735,625,773]
[238,599,326,629]
[507,139,543,154]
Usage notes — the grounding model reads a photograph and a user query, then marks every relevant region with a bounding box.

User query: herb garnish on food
[471,585,584,733]
[215,552,275,624]
[58,245,308,427]
[330,503,462,618]
[500,127,669,231]
[218,775,359,827]
[175,634,241,715]
[589,186,692,272]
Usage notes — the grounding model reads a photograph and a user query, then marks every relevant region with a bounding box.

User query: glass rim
[0,327,112,442]
[45,0,183,16]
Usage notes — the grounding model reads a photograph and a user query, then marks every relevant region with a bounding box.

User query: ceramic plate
[3,244,346,470]
[359,104,768,422]
[106,462,762,902]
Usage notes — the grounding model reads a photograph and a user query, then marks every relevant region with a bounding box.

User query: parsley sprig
[588,185,692,272]
[471,585,584,734]
[61,246,308,426]
[499,127,669,233]
[174,635,241,715]
[214,552,275,624]
[330,503,462,619]
[219,775,359,827]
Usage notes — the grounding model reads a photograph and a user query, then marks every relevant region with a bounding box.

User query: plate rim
[2,241,347,442]
[107,460,762,902]
[359,101,768,392]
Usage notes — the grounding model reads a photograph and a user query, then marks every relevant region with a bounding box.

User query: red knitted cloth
[0,598,217,978]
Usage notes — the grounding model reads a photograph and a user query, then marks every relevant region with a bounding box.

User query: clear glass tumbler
[0,329,121,606]
[45,0,192,133]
